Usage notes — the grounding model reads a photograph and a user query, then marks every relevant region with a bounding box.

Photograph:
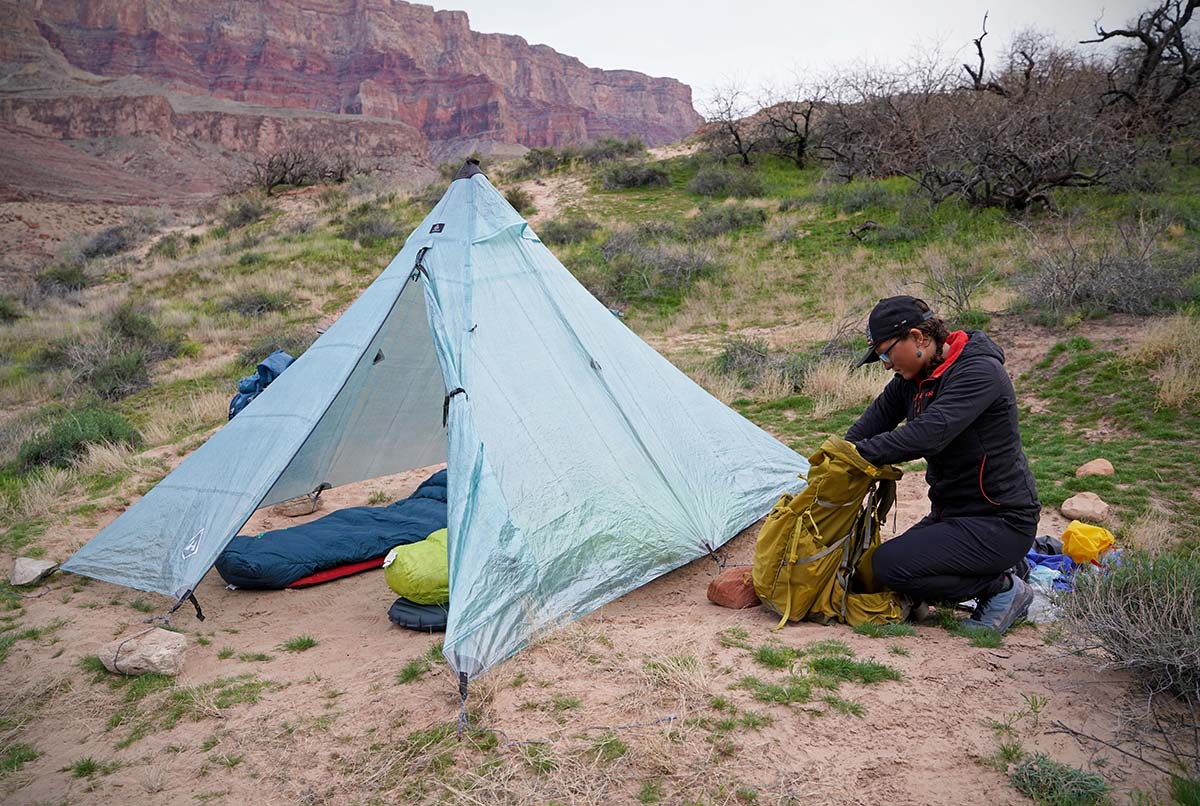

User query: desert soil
[0,454,1166,804]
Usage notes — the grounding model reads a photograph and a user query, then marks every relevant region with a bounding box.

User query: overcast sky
[435,0,1150,109]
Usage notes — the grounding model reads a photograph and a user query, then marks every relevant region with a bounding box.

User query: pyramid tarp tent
[63,163,809,678]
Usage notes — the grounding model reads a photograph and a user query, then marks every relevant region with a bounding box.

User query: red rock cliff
[22,0,702,148]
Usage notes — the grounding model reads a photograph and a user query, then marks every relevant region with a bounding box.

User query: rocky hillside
[0,0,702,205]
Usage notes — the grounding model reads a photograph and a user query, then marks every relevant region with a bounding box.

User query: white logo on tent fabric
[182,528,205,559]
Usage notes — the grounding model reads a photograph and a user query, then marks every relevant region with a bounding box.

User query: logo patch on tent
[430,223,445,233]
[182,528,205,559]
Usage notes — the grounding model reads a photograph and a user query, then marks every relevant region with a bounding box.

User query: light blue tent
[63,162,809,679]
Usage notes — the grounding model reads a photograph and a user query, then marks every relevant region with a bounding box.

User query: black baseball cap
[855,296,936,368]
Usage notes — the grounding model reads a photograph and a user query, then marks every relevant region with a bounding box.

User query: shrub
[221,194,269,230]
[814,182,894,213]
[601,163,670,190]
[599,226,721,301]
[108,303,182,362]
[715,338,771,386]
[538,217,599,245]
[1016,216,1197,318]
[339,211,398,245]
[1059,550,1200,701]
[18,408,140,470]
[222,291,292,317]
[689,204,767,238]
[0,296,22,324]
[35,263,89,294]
[580,136,646,165]
[504,187,534,214]
[81,226,137,260]
[687,165,764,198]
[148,234,181,260]
[88,349,150,400]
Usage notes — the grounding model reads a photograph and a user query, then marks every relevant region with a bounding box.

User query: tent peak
[453,159,485,182]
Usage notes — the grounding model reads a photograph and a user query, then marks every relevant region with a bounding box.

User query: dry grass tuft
[9,466,77,522]
[1124,506,1178,557]
[638,652,710,713]
[72,441,134,477]
[141,390,229,446]
[802,359,890,418]
[1138,314,1200,410]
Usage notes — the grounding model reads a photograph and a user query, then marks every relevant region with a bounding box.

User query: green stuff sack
[752,436,906,627]
[383,529,450,605]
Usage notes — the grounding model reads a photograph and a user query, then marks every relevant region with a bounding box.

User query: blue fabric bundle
[1024,550,1079,592]
[228,350,295,420]
[215,470,448,589]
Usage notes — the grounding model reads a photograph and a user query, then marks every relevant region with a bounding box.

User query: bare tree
[817,27,1147,210]
[700,83,763,166]
[758,80,828,168]
[242,149,362,194]
[1082,0,1200,127]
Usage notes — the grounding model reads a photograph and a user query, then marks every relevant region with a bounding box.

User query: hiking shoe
[966,574,1034,634]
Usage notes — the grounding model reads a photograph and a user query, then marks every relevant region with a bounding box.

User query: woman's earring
[916,350,923,358]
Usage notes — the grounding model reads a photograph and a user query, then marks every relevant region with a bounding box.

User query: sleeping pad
[215,470,447,589]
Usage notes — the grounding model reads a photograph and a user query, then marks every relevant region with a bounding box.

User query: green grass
[1009,753,1109,805]
[64,756,120,778]
[0,743,39,779]
[821,695,864,717]
[279,635,317,653]
[852,622,916,639]
[397,658,430,684]
[0,619,67,666]
[238,652,273,663]
[935,610,1004,647]
[807,656,902,685]
[1020,337,1200,532]
[588,732,628,763]
[216,646,234,660]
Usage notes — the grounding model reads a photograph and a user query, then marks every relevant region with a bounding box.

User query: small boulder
[707,567,760,610]
[1075,458,1115,478]
[10,558,58,587]
[1061,491,1111,522]
[272,495,320,518]
[99,628,188,676]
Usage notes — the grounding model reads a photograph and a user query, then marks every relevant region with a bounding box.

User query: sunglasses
[874,337,901,364]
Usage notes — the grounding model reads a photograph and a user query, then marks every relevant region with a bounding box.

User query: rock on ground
[1075,458,1115,477]
[1061,491,1111,522]
[9,558,58,586]
[99,627,188,676]
[707,567,761,610]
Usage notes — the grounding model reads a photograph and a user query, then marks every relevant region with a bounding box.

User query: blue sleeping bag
[215,470,448,589]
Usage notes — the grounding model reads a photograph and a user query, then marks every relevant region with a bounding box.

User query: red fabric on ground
[287,557,386,588]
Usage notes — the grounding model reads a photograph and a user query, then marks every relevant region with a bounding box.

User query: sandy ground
[0,456,1167,804]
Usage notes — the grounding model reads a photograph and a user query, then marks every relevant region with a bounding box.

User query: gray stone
[1061,491,1111,522]
[1075,458,1115,478]
[99,628,188,676]
[10,558,58,586]
[272,495,320,518]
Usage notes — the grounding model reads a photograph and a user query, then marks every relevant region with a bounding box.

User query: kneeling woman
[846,296,1040,633]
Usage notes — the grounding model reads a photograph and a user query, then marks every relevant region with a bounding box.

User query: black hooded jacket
[845,330,1040,527]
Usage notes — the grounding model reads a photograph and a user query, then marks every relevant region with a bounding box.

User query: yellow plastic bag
[1062,520,1114,564]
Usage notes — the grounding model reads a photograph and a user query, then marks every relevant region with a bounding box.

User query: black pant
[871,514,1035,603]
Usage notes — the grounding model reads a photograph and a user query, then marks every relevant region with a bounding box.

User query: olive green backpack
[752,436,907,627]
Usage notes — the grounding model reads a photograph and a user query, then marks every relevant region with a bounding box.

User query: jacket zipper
[979,453,1002,506]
